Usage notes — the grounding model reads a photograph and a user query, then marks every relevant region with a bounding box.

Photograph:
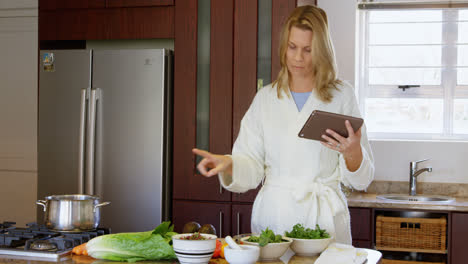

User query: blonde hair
[272,5,341,102]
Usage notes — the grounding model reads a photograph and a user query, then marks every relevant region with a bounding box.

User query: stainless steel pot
[36,194,110,232]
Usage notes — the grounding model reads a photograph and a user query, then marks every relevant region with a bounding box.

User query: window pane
[459,10,468,20]
[369,68,441,85]
[459,22,468,43]
[454,99,468,134]
[369,10,442,23]
[369,23,442,45]
[365,98,443,133]
[459,45,468,66]
[458,68,468,85]
[369,46,441,67]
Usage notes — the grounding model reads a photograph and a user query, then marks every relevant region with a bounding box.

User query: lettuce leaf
[86,221,177,262]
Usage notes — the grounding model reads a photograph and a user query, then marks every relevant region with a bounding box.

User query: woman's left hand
[320,120,363,171]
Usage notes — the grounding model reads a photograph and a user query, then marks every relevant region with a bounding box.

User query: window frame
[357,7,468,140]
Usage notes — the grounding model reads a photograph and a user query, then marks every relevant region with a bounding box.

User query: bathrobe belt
[263,174,346,237]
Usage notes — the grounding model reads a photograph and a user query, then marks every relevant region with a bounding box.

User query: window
[357,2,468,140]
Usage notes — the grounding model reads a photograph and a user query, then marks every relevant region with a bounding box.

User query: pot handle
[36,200,47,212]
[94,201,111,212]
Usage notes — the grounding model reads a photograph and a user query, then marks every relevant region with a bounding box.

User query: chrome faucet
[409,159,432,196]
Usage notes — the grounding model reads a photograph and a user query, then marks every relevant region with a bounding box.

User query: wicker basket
[376,215,447,253]
[382,260,445,264]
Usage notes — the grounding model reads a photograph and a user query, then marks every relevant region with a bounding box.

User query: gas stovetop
[0,221,110,260]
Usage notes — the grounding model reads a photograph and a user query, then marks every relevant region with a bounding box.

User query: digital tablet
[298,110,364,141]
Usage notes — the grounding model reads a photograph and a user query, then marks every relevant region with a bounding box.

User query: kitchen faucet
[409,159,432,196]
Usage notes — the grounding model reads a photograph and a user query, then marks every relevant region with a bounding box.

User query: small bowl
[172,233,217,264]
[240,236,293,261]
[288,236,333,256]
[224,245,260,264]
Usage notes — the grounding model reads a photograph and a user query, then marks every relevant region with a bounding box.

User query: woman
[192,5,374,244]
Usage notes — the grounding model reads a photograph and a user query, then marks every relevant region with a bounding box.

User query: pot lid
[44,194,100,201]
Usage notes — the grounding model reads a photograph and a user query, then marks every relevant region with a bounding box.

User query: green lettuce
[86,221,177,262]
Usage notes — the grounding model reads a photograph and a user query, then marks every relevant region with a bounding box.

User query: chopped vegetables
[284,224,330,239]
[247,228,284,247]
[179,233,207,240]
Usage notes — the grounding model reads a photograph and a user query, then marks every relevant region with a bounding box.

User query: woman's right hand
[192,148,232,177]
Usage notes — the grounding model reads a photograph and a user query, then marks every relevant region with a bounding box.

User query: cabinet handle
[237,212,240,235]
[219,183,223,194]
[78,88,87,194]
[219,211,223,238]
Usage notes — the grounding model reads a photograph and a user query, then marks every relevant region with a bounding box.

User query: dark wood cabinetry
[172,0,298,235]
[450,212,468,264]
[39,0,174,40]
[40,0,106,10]
[231,204,253,236]
[349,207,373,249]
[106,0,173,8]
[172,200,231,238]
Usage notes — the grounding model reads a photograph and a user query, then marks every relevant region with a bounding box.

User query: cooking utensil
[225,236,242,250]
[36,194,110,232]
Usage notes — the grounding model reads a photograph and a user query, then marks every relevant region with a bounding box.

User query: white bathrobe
[218,82,374,244]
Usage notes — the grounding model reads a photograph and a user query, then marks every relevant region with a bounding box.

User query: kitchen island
[0,248,382,264]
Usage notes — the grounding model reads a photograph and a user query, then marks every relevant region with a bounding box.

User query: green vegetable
[86,221,178,262]
[247,228,284,247]
[284,224,330,239]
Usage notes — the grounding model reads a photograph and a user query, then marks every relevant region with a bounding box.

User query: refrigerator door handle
[86,88,99,195]
[78,88,88,194]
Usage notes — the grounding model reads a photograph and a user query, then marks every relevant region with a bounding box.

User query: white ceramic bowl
[172,233,217,264]
[288,236,333,256]
[224,245,260,264]
[240,236,293,261]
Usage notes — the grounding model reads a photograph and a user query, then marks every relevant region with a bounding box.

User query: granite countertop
[347,181,468,212]
[347,192,468,211]
[0,249,383,264]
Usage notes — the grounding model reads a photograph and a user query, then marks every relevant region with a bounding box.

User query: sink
[376,194,454,204]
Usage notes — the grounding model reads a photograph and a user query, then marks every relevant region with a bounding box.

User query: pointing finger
[192,148,212,159]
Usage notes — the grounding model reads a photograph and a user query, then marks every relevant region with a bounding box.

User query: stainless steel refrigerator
[38,49,173,233]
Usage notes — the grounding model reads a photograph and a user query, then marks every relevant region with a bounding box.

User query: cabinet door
[450,212,468,264]
[173,0,231,202]
[172,200,231,238]
[106,0,173,8]
[349,207,372,241]
[231,204,253,236]
[39,0,106,10]
[232,187,261,203]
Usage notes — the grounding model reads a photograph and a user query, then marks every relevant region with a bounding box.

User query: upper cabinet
[38,0,174,40]
[172,0,300,203]
[106,0,173,8]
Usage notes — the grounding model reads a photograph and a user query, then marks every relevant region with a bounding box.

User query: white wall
[318,0,468,184]
[0,0,38,225]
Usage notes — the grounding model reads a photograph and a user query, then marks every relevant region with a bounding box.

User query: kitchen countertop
[347,192,468,211]
[0,249,382,264]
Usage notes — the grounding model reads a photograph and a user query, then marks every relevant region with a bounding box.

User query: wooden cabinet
[231,204,253,236]
[38,0,174,40]
[172,201,253,238]
[172,0,299,237]
[349,207,373,249]
[106,0,173,8]
[39,0,106,10]
[450,212,468,264]
[172,200,231,238]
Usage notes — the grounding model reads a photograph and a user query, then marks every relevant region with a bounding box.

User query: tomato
[212,239,222,258]
[220,243,228,259]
